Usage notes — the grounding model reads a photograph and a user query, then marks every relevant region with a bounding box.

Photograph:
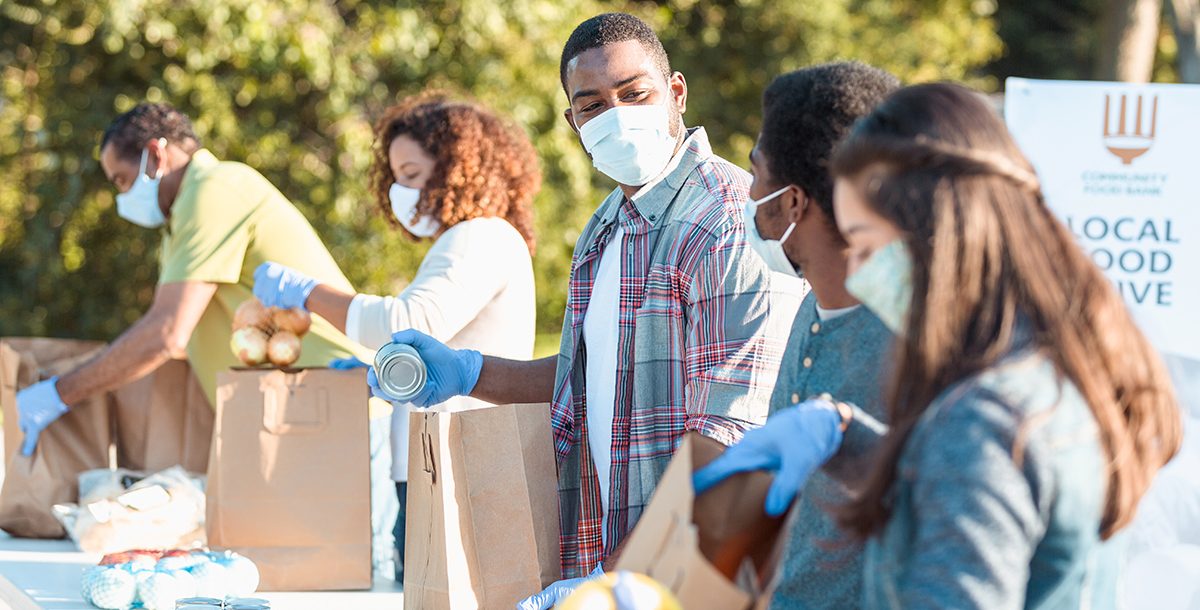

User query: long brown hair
[369,91,540,253]
[830,83,1180,540]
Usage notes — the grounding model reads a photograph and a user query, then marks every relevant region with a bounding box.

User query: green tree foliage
[0,0,999,346]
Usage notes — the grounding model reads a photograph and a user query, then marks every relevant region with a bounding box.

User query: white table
[0,533,404,609]
[0,427,403,610]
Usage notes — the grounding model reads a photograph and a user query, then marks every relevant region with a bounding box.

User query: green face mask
[844,239,914,335]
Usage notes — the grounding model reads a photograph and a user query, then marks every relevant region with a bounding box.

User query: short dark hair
[101,102,200,162]
[559,13,671,94]
[759,62,899,220]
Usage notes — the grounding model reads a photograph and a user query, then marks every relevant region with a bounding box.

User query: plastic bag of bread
[52,466,206,554]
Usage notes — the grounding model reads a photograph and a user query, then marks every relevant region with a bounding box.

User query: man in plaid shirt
[379,12,797,604]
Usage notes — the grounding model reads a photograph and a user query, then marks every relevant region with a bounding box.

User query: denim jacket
[829,346,1121,609]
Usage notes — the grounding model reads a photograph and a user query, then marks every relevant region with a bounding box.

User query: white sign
[1005,78,1200,361]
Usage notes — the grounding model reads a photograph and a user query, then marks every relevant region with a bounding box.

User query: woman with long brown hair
[253,91,541,582]
[697,82,1180,607]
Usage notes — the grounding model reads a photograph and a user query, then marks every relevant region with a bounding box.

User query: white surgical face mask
[743,186,800,277]
[389,182,441,238]
[845,239,914,335]
[116,143,166,229]
[577,104,677,187]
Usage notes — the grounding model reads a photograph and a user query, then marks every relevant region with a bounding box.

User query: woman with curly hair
[253,92,541,581]
[697,83,1180,608]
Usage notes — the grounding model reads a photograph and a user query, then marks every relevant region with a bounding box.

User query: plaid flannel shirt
[551,128,792,577]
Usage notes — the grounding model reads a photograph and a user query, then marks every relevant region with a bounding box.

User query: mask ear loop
[778,189,811,244]
[756,185,802,244]
[751,185,790,209]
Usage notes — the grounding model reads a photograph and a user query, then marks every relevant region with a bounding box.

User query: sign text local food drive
[1005,78,1200,361]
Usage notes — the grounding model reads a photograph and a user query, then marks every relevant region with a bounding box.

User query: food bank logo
[1103,93,1157,165]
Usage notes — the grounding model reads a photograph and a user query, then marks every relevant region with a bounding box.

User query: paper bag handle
[421,429,436,482]
[262,385,329,434]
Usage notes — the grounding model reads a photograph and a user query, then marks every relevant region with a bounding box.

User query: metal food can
[225,597,272,609]
[175,598,223,608]
[374,342,428,402]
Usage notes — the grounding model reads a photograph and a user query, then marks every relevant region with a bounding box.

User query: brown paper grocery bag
[690,434,786,581]
[0,338,215,539]
[207,368,372,591]
[111,358,212,474]
[615,434,794,610]
[0,338,111,538]
[404,403,560,609]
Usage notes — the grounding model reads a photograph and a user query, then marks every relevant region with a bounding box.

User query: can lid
[376,346,426,401]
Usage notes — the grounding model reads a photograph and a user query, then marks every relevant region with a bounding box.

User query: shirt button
[803,357,813,368]
[791,393,801,405]
[810,322,821,334]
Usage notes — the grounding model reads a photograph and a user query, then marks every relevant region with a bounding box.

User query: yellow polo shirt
[159,149,370,405]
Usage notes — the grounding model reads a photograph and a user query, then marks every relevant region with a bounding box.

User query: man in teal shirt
[742,62,899,608]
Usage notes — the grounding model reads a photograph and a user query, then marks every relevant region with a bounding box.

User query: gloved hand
[328,356,368,370]
[16,377,70,456]
[253,262,320,310]
[517,564,604,610]
[693,398,844,516]
[372,329,482,408]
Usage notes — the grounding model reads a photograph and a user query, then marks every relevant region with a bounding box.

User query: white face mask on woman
[577,104,678,187]
[116,140,167,229]
[743,186,801,277]
[389,182,441,238]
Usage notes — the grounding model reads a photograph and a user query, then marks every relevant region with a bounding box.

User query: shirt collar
[185,148,219,174]
[597,127,713,228]
[164,149,219,235]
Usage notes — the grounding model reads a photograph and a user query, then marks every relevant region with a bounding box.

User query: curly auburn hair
[369,93,540,253]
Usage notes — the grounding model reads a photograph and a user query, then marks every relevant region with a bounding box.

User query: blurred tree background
[0,0,1192,354]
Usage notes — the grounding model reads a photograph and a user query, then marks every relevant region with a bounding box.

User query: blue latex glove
[693,398,844,516]
[517,564,603,610]
[328,356,368,370]
[253,262,320,310]
[366,366,387,401]
[16,377,70,456]
[373,329,482,408]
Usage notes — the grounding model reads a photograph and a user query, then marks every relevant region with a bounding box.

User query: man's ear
[669,71,687,116]
[563,108,579,135]
[146,137,168,176]
[781,185,811,224]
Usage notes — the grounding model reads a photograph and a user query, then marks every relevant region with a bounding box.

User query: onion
[233,299,273,332]
[267,331,302,367]
[230,327,270,366]
[271,307,312,336]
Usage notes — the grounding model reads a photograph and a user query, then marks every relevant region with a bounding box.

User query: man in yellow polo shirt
[15,102,363,426]
[15,103,397,577]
